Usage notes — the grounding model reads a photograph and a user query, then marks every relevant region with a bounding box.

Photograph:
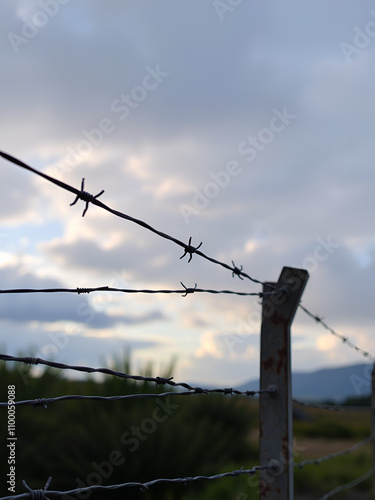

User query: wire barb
[154,376,174,386]
[231,261,244,280]
[70,178,104,217]
[180,236,203,263]
[22,477,52,500]
[180,282,198,297]
[34,399,48,408]
[23,357,39,365]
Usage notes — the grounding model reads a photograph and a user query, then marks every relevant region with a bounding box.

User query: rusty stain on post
[259,267,309,500]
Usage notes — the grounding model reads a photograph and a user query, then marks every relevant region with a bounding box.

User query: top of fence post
[259,266,309,500]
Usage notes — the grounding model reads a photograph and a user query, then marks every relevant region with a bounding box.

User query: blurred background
[0,1,375,498]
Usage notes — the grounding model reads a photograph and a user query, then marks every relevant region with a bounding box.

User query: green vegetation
[293,407,370,440]
[0,357,372,500]
[0,356,257,499]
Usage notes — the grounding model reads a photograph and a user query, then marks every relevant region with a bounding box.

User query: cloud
[0,265,166,328]
[1,0,375,387]
[0,322,161,373]
[195,329,260,361]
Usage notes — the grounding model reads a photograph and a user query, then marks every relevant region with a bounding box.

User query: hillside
[235,363,372,402]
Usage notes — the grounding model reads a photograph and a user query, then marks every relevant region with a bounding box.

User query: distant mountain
[235,363,373,402]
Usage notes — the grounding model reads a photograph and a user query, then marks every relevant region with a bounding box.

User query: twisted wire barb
[293,398,370,412]
[0,151,272,288]
[70,178,104,216]
[317,467,373,500]
[299,302,375,363]
[293,434,374,469]
[21,477,52,500]
[0,284,270,298]
[0,465,270,500]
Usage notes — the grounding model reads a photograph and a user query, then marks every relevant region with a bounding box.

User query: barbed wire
[0,150,276,289]
[0,465,271,500]
[293,434,374,469]
[0,353,273,407]
[293,398,370,412]
[317,467,373,500]
[299,302,375,363]
[0,283,274,298]
[2,150,374,499]
[0,386,273,408]
[0,354,272,398]
[1,150,372,366]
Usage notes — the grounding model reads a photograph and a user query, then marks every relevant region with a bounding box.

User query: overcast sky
[1,1,374,388]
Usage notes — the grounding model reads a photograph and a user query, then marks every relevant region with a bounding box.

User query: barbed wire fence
[0,150,374,499]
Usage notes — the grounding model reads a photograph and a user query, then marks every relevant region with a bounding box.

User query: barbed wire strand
[0,465,271,500]
[317,467,373,500]
[0,387,273,409]
[299,302,375,363]
[1,149,373,365]
[294,434,374,469]
[0,354,274,398]
[0,283,274,298]
[293,398,370,412]
[2,150,374,499]
[0,151,275,289]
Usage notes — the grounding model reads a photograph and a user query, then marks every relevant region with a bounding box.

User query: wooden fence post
[259,266,309,500]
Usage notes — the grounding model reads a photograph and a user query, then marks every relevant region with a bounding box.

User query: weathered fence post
[259,266,309,500]
[372,364,375,498]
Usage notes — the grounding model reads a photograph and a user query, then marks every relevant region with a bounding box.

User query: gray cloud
[0,265,166,328]
[1,1,375,385]
[0,322,160,371]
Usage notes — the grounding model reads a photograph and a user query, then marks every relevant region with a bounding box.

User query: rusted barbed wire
[293,434,374,469]
[293,398,370,412]
[0,150,274,288]
[0,283,274,298]
[299,302,375,363]
[0,465,270,500]
[0,353,266,396]
[317,467,374,500]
